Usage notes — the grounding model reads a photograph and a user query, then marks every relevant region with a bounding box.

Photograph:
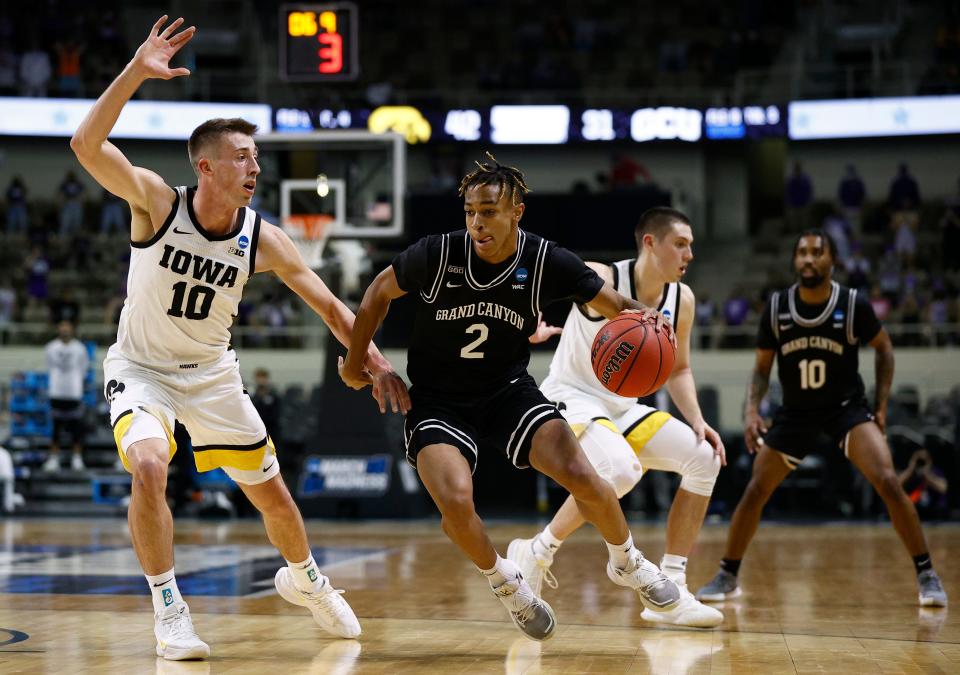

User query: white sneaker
[42,455,59,472]
[154,602,210,661]
[607,550,681,612]
[507,537,558,598]
[493,575,557,642]
[274,567,361,638]
[640,575,723,628]
[71,454,86,471]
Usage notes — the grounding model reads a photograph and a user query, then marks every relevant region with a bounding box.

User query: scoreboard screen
[280,3,359,81]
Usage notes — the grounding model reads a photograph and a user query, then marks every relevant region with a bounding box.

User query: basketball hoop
[284,214,333,270]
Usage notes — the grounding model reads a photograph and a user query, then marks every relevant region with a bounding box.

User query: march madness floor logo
[0,544,387,597]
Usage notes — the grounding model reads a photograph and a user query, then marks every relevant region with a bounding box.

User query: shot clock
[280,3,359,81]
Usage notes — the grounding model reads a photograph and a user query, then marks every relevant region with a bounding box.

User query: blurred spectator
[0,43,17,96]
[24,246,50,310]
[19,40,52,97]
[822,207,852,263]
[877,249,902,302]
[49,286,81,324]
[256,292,295,348]
[896,293,923,346]
[43,320,89,472]
[890,208,918,267]
[939,178,960,272]
[868,284,892,322]
[695,292,716,349]
[785,161,813,231]
[99,189,127,236]
[0,275,15,344]
[609,153,653,190]
[888,163,921,211]
[898,448,948,519]
[250,368,282,446]
[55,38,83,97]
[845,243,871,291]
[838,164,866,233]
[838,164,866,210]
[58,171,86,237]
[927,285,951,344]
[722,287,752,348]
[4,176,28,234]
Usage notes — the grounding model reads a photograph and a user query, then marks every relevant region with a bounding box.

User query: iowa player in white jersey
[696,230,947,607]
[70,17,409,660]
[508,207,727,628]
[340,155,683,642]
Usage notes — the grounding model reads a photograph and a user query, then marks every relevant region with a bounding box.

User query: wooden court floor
[0,517,956,674]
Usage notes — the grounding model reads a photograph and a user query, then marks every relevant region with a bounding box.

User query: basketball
[591,314,676,397]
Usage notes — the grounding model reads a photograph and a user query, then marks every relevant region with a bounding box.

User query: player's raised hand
[132,16,196,80]
[528,312,562,344]
[371,369,411,414]
[743,409,768,454]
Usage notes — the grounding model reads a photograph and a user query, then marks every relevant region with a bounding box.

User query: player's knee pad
[579,421,644,498]
[677,439,721,497]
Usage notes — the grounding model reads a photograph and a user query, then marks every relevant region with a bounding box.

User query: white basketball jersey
[540,259,680,411]
[112,186,260,370]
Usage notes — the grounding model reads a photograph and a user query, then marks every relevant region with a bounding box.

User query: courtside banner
[789,95,960,140]
[0,97,272,139]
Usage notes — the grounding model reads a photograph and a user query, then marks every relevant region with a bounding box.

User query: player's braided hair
[458,152,531,204]
[793,228,838,261]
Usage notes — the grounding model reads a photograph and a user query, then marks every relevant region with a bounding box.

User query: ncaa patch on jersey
[515,267,528,282]
[238,235,250,249]
[833,310,844,321]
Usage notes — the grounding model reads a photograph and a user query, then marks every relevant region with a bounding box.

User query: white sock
[533,525,564,558]
[661,554,688,581]
[606,534,634,569]
[286,554,323,593]
[145,567,183,613]
[479,555,519,588]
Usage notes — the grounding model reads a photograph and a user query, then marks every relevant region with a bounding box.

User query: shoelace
[160,608,196,640]
[537,559,559,591]
[305,585,350,617]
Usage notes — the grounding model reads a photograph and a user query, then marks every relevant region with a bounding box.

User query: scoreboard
[280,3,359,81]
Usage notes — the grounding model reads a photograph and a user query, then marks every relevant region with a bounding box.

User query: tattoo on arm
[746,369,769,414]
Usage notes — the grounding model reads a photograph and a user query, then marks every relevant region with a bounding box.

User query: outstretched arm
[70,16,195,238]
[341,266,408,393]
[257,222,409,413]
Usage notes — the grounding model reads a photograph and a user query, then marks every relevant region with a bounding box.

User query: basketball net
[284,214,334,270]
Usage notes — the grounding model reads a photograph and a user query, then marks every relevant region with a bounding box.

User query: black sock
[913,553,933,575]
[720,558,741,576]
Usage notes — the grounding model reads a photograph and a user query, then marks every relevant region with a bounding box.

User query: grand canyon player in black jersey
[341,154,683,640]
[697,230,947,608]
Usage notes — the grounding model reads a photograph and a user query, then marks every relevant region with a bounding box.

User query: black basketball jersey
[758,282,882,411]
[392,229,603,397]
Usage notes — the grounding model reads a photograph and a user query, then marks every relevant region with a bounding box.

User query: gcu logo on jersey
[158,245,240,288]
[599,341,636,386]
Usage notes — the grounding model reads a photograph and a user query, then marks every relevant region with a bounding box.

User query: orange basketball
[590,315,676,398]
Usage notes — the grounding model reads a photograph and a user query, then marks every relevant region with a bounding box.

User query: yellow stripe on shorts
[193,436,276,472]
[623,411,671,454]
[112,407,178,472]
[569,417,620,439]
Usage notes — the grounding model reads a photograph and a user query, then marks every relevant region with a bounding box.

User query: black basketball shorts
[403,374,565,473]
[761,398,875,469]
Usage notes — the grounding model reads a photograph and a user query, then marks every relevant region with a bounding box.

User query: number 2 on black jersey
[167,281,215,320]
[460,323,488,359]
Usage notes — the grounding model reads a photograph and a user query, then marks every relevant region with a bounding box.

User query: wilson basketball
[590,315,676,397]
